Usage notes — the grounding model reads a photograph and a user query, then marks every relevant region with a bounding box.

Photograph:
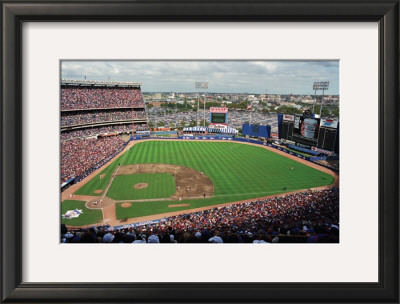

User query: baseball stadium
[61,79,339,244]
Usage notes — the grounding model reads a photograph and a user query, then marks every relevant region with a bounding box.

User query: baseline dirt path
[63,139,338,228]
[102,204,116,224]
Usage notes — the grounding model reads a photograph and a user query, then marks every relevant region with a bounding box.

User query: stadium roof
[61,79,142,88]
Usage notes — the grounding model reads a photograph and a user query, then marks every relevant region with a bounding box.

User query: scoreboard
[209,107,228,127]
[211,113,226,123]
[279,113,338,152]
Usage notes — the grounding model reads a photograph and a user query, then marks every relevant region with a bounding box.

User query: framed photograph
[59,60,340,244]
[1,1,398,303]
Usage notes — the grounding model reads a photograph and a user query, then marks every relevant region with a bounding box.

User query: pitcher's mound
[134,183,148,189]
[121,203,132,208]
[94,189,103,194]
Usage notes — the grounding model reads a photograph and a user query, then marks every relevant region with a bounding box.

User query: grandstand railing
[61,118,148,129]
[61,105,145,112]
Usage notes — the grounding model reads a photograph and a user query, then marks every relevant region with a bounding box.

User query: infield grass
[73,141,335,220]
[107,173,176,200]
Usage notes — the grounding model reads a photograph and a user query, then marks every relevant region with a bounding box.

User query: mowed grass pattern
[61,200,103,226]
[107,173,176,200]
[72,141,335,220]
[122,141,333,196]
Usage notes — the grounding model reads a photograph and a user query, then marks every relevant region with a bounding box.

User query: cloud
[61,60,339,94]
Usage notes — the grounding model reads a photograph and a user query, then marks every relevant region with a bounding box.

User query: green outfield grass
[72,140,335,221]
[107,173,176,200]
[61,200,103,226]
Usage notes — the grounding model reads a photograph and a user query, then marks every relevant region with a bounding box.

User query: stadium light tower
[195,82,209,128]
[312,81,329,116]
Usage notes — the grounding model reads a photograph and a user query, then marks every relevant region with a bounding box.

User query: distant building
[148,102,163,107]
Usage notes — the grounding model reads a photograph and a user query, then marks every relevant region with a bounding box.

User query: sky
[61,61,339,95]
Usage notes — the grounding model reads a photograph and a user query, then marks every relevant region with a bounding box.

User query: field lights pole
[319,82,329,117]
[195,82,208,129]
[195,82,201,126]
[203,93,206,128]
[313,81,329,116]
[203,83,208,128]
[312,86,317,113]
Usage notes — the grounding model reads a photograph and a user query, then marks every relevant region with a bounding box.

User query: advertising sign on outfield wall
[311,146,333,155]
[283,114,295,122]
[320,118,339,129]
[294,116,300,127]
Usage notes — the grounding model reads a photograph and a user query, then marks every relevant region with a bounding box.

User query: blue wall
[287,144,319,156]
[242,124,271,138]
[277,114,283,138]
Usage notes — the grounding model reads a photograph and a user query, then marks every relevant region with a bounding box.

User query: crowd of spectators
[61,110,147,127]
[61,136,127,183]
[61,87,145,110]
[62,188,339,243]
[135,124,149,131]
[61,123,149,141]
[61,124,146,141]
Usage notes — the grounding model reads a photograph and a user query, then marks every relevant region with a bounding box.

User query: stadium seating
[61,136,127,183]
[61,87,145,110]
[61,83,148,185]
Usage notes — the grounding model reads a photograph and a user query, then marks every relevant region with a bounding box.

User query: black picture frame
[1,1,399,303]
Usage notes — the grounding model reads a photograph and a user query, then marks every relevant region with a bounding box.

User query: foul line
[101,150,130,201]
[115,190,300,204]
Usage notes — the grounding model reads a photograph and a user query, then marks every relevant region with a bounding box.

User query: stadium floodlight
[313,81,329,91]
[195,82,209,128]
[195,82,209,89]
[312,81,329,116]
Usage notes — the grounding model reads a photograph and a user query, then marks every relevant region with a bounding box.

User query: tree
[157,121,165,127]
[200,119,209,127]
[276,106,302,115]
[146,103,154,109]
[148,121,154,128]
[180,121,186,128]
[189,120,197,127]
